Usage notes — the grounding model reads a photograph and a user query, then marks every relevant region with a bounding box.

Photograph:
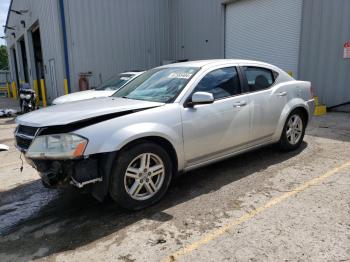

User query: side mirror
[188,92,214,107]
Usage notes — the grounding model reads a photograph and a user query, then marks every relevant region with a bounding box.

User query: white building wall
[0,71,11,86]
[64,0,226,91]
[64,0,172,91]
[299,0,350,107]
[6,0,227,98]
[170,0,225,61]
[225,0,303,78]
[5,0,66,102]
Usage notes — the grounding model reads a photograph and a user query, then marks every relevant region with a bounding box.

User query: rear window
[243,66,276,92]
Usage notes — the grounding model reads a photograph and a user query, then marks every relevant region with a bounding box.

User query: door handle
[233,101,247,108]
[277,92,287,97]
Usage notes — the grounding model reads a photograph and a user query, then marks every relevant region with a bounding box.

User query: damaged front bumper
[27,156,102,189]
[24,151,116,202]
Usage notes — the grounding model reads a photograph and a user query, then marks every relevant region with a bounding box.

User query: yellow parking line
[162,160,350,262]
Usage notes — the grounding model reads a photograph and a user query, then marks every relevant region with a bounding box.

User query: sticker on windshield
[168,72,193,79]
[120,77,131,81]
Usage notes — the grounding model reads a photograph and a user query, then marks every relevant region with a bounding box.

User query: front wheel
[109,142,173,210]
[279,109,306,151]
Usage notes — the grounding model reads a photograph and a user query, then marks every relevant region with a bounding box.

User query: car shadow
[0,142,307,259]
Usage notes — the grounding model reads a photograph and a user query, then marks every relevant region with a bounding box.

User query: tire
[279,109,306,151]
[109,142,173,210]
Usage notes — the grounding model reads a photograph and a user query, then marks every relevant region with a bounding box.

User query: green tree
[0,45,9,70]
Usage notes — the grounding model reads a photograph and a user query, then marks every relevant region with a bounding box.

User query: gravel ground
[0,112,349,262]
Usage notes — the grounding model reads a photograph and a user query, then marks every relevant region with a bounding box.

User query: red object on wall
[344,41,350,59]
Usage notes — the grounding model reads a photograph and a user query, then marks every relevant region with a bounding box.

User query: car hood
[52,90,115,105]
[16,97,164,127]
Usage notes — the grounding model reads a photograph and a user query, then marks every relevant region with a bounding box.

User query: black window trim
[239,66,279,94]
[184,66,245,107]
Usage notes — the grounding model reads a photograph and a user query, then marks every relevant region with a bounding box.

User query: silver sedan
[15,60,314,210]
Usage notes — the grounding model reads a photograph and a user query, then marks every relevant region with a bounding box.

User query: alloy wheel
[124,153,165,201]
[286,114,303,145]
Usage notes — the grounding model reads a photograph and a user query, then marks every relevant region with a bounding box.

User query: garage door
[225,0,303,78]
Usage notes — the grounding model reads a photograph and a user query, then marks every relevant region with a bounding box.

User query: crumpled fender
[75,122,184,170]
[101,122,184,169]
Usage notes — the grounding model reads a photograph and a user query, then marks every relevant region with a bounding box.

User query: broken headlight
[26,134,88,159]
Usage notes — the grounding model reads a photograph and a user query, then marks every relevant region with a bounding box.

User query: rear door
[240,66,287,141]
[181,66,251,166]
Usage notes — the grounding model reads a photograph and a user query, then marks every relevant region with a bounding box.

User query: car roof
[121,71,144,75]
[157,59,279,70]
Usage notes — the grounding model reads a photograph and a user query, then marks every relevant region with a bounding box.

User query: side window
[193,67,241,100]
[243,66,275,92]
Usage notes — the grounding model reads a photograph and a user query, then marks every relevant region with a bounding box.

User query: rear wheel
[279,109,306,151]
[109,142,173,210]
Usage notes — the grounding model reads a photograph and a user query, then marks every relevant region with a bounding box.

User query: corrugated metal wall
[64,0,225,91]
[5,0,66,102]
[0,71,11,85]
[64,0,172,91]
[299,0,350,107]
[225,0,303,78]
[6,0,227,97]
[170,0,225,61]
[5,0,349,105]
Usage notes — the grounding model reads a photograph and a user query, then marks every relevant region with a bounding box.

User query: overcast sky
[0,0,11,45]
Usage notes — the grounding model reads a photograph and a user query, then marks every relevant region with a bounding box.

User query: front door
[181,67,251,166]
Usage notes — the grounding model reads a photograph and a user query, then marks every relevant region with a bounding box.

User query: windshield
[95,74,137,91]
[113,67,199,103]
